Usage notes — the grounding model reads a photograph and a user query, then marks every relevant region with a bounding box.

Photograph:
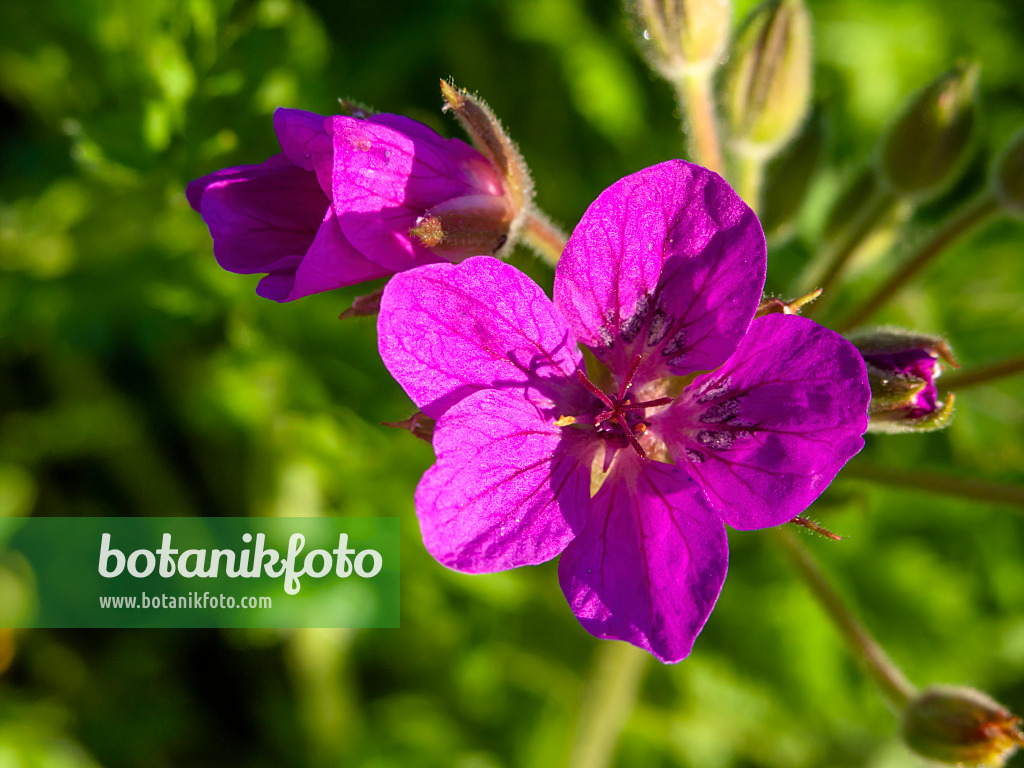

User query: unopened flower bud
[439,79,532,253]
[382,412,435,443]
[902,685,1024,767]
[631,0,732,77]
[880,63,979,202]
[992,127,1024,218]
[756,288,821,317]
[848,328,958,433]
[723,0,812,156]
[760,108,824,239]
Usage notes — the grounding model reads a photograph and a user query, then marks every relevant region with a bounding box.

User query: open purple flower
[378,160,870,662]
[187,108,511,302]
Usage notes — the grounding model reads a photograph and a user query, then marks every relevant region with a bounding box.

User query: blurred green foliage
[0,0,1023,766]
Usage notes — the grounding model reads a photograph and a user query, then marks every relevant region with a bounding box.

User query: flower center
[575,354,673,459]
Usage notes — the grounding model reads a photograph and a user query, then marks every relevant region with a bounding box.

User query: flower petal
[379,256,586,418]
[256,207,391,302]
[658,313,870,530]
[329,115,499,271]
[188,154,328,275]
[558,457,728,663]
[273,108,334,193]
[416,388,595,572]
[553,160,765,382]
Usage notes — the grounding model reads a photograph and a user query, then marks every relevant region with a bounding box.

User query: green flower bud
[992,127,1024,218]
[760,108,824,240]
[879,63,979,202]
[631,0,732,76]
[902,686,1024,767]
[848,327,957,434]
[723,0,812,156]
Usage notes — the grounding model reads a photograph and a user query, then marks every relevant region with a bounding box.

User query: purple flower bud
[187,106,513,302]
[849,328,958,433]
[902,686,1024,767]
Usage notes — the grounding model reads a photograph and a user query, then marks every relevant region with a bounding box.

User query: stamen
[622,423,648,459]
[576,369,615,408]
[621,396,674,412]
[617,354,644,401]
[575,354,670,459]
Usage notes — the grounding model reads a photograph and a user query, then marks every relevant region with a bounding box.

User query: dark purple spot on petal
[619,293,651,344]
[662,328,688,358]
[685,449,705,464]
[697,430,734,451]
[700,398,740,423]
[646,306,672,346]
[695,376,734,404]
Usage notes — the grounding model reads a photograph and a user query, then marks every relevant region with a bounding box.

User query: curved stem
[674,68,725,175]
[735,151,765,215]
[568,642,648,768]
[940,353,1024,393]
[775,528,917,710]
[842,461,1024,510]
[839,195,1002,332]
[799,190,897,316]
[521,208,568,266]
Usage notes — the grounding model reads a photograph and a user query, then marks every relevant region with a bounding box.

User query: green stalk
[735,151,766,215]
[568,641,648,768]
[674,67,726,176]
[775,528,917,710]
[940,354,1024,393]
[521,208,569,266]
[839,194,1002,331]
[799,190,897,316]
[843,462,1024,510]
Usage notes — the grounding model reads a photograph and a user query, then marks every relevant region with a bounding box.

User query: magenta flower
[851,329,957,432]
[187,108,510,302]
[378,160,870,662]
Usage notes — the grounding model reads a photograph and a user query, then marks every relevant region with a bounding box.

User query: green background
[0,0,1023,766]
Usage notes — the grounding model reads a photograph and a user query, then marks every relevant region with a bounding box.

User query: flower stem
[521,207,568,266]
[842,461,1024,510]
[838,194,1002,332]
[799,190,897,315]
[735,151,765,215]
[939,353,1024,393]
[568,641,648,768]
[674,67,725,176]
[774,528,917,710]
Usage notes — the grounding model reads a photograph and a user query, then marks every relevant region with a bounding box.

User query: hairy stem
[521,208,569,266]
[940,353,1024,393]
[736,151,765,215]
[799,190,897,315]
[674,68,725,176]
[839,195,1002,331]
[568,642,648,768]
[843,461,1024,510]
[775,528,917,710]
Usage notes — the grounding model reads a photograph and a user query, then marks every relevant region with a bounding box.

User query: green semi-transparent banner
[0,517,400,628]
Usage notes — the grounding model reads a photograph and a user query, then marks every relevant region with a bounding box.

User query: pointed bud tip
[880,64,979,201]
[902,686,1023,767]
[724,0,813,155]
